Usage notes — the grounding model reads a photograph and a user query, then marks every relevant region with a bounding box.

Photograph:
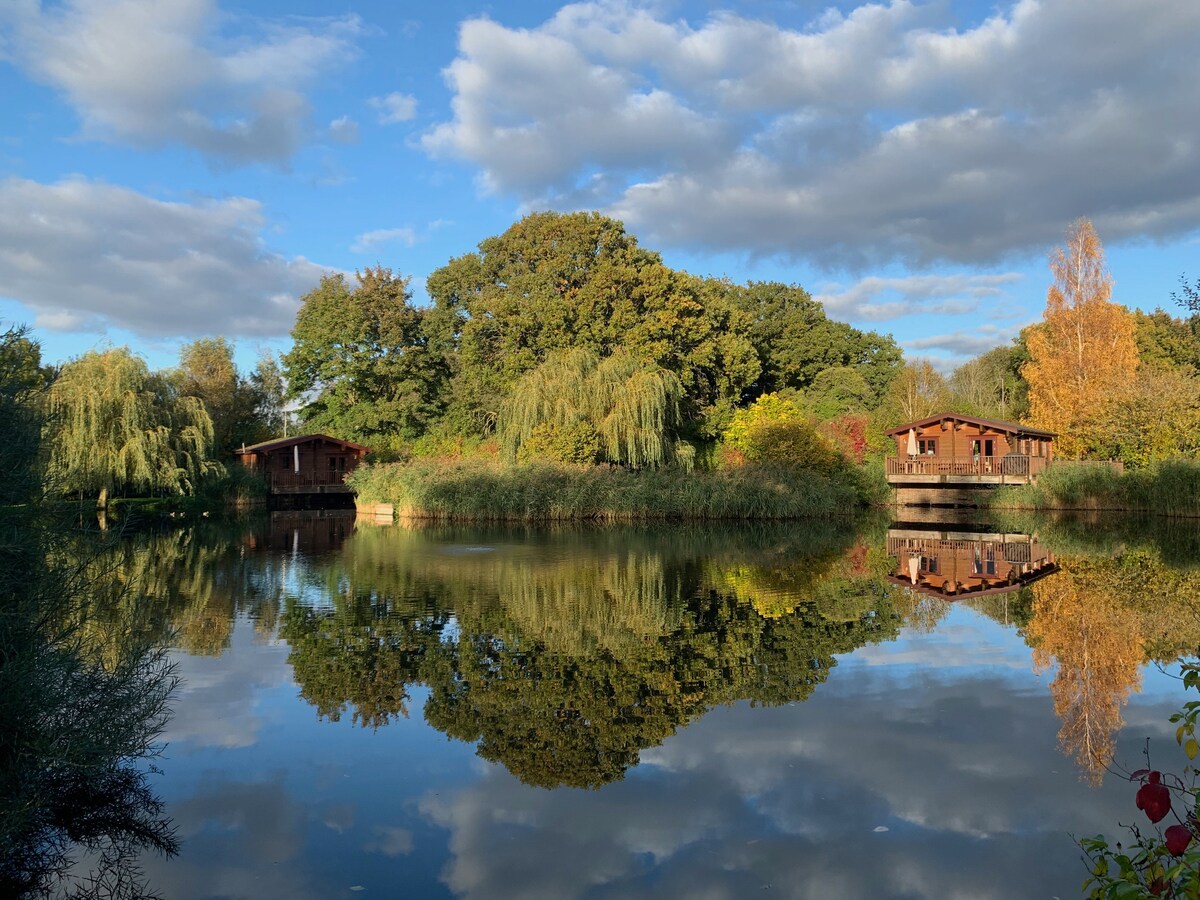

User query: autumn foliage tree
[1026,563,1145,785]
[1023,219,1138,458]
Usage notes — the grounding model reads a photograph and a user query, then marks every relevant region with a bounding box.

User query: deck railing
[885,455,1048,478]
[268,470,350,490]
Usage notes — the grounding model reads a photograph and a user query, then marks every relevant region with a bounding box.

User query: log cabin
[885,413,1055,503]
[235,434,370,495]
[886,524,1059,600]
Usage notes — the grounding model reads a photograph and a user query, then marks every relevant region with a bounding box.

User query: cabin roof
[234,433,371,455]
[884,413,1056,439]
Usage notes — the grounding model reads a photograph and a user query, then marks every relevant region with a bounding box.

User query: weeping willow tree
[499,348,684,468]
[44,348,219,508]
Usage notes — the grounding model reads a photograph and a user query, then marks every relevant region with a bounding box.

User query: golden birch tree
[1023,219,1138,457]
[1026,564,1144,785]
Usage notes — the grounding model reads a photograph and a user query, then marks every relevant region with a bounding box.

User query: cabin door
[971,439,995,472]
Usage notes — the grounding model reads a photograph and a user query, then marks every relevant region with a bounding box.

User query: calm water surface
[97,510,1200,898]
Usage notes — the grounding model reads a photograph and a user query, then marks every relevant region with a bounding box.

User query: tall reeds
[989,460,1200,518]
[347,457,865,522]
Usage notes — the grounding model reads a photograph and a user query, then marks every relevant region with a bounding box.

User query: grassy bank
[346,457,874,521]
[988,459,1200,517]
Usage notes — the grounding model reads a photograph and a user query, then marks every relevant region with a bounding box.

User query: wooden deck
[267,472,354,494]
[885,455,1048,486]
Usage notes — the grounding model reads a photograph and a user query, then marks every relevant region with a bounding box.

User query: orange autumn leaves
[1023,219,1139,459]
[1027,562,1145,785]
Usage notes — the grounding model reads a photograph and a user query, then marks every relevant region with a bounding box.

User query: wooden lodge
[885,413,1055,504]
[235,434,370,495]
[887,525,1059,600]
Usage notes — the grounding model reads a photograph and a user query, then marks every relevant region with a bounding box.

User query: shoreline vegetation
[346,457,884,522]
[986,459,1200,518]
[347,456,1200,522]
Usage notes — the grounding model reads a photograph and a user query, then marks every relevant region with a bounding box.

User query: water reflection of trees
[1,332,179,897]
[1023,541,1200,784]
[274,522,904,788]
[72,509,1200,792]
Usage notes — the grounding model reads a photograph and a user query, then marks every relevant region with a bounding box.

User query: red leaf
[1165,824,1193,856]
[1137,780,1172,823]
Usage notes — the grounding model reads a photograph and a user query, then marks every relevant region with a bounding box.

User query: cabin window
[918,439,937,455]
[973,544,997,576]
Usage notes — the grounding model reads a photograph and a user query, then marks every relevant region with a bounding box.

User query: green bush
[721,393,846,474]
[517,422,602,465]
[742,420,842,473]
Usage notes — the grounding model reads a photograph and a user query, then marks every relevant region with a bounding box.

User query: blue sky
[2,0,1198,373]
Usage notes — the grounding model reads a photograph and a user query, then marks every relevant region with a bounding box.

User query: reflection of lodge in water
[246,510,357,555]
[887,526,1059,599]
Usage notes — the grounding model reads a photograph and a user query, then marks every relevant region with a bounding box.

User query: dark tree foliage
[711,280,902,406]
[426,212,761,436]
[284,267,448,445]
[0,328,179,899]
[0,326,46,505]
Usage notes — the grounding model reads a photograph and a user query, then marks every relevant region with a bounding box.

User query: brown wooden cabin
[235,434,370,495]
[885,413,1055,487]
[887,526,1059,600]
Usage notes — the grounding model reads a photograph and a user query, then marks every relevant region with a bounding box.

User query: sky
[2,0,1198,374]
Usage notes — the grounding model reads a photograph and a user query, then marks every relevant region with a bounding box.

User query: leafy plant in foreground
[1081,663,1200,898]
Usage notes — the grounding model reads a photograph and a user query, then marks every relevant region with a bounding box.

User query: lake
[59,510,1200,897]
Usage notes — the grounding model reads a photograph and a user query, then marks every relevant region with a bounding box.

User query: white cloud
[904,325,1021,359]
[1,0,361,166]
[369,91,417,125]
[0,176,330,339]
[328,115,359,144]
[364,826,414,857]
[350,226,417,254]
[814,272,1022,321]
[426,0,1200,266]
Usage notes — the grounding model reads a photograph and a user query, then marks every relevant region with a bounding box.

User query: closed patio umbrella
[906,429,918,456]
[907,555,920,584]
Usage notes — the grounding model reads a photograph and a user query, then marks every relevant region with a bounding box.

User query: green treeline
[8,212,1200,514]
[290,212,907,516]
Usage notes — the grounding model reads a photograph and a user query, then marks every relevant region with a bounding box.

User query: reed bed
[989,459,1200,518]
[346,458,866,522]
